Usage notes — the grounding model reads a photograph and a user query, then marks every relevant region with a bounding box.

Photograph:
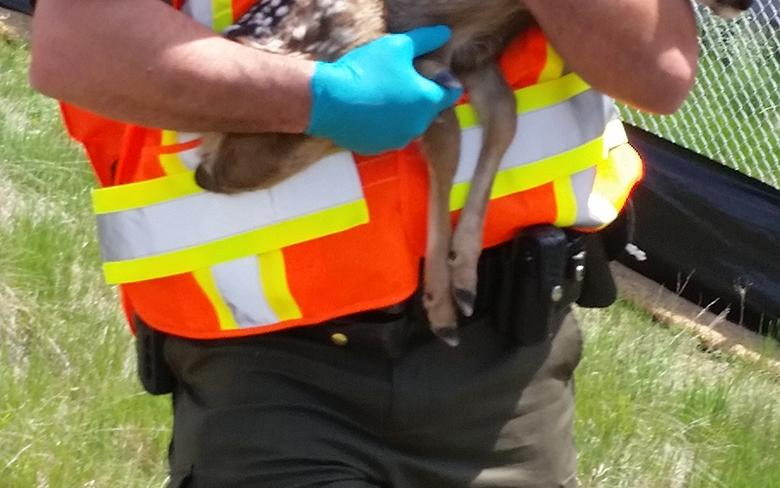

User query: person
[29,0,699,486]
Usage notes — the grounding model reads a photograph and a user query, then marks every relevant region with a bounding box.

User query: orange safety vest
[60,0,643,339]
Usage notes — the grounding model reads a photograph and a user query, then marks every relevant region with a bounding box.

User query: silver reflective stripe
[165,131,202,170]
[454,89,609,184]
[211,256,279,327]
[96,152,363,262]
[573,103,626,227]
[571,167,599,226]
[176,146,201,170]
[181,0,213,27]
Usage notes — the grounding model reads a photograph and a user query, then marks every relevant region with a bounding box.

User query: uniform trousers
[162,305,583,488]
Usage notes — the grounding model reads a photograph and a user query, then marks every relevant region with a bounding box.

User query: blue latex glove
[306,26,463,155]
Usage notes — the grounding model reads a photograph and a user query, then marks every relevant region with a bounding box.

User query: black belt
[279,225,618,357]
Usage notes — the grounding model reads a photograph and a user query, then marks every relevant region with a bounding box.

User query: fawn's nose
[195,164,220,193]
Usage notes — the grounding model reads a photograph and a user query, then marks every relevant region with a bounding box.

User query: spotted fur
[225,0,385,61]
[197,0,753,344]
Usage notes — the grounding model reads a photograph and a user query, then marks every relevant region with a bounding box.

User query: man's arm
[30,0,315,133]
[29,0,459,150]
[524,0,699,114]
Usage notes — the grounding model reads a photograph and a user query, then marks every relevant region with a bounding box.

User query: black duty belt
[283,224,619,358]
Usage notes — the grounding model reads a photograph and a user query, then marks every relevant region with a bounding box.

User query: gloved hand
[306,25,463,155]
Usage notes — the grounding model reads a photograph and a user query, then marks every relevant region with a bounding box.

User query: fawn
[195,0,751,345]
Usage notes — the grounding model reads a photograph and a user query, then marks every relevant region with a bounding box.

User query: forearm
[30,0,314,133]
[524,0,699,114]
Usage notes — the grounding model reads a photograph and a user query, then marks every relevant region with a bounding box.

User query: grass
[576,304,780,488]
[2,34,780,487]
[0,37,170,487]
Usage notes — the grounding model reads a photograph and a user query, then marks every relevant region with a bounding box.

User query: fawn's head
[195,132,334,194]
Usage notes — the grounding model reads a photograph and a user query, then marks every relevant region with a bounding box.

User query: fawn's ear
[195,132,335,194]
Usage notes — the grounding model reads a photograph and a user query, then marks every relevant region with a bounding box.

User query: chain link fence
[620,1,780,190]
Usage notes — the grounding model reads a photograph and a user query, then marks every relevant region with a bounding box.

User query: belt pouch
[134,316,176,395]
[576,234,618,308]
[498,225,569,346]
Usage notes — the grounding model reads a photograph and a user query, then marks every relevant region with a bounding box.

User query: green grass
[2,36,780,487]
[576,304,780,488]
[0,38,170,487]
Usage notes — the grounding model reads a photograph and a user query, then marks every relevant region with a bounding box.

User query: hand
[306,26,463,155]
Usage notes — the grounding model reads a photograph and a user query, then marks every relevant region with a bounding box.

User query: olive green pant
[163,310,582,488]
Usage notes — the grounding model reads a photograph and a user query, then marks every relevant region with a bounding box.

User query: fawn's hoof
[433,326,460,347]
[432,70,463,90]
[453,288,476,317]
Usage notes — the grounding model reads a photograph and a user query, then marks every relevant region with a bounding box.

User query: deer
[194,0,752,346]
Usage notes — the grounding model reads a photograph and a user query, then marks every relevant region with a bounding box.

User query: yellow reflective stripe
[192,267,239,330]
[103,199,369,284]
[211,0,234,31]
[258,250,302,322]
[538,43,565,83]
[449,136,604,211]
[92,171,202,215]
[603,119,629,152]
[159,131,191,175]
[553,177,578,227]
[515,73,590,114]
[597,143,643,211]
[94,75,590,215]
[455,73,589,129]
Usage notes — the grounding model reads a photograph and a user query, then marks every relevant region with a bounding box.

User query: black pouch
[496,225,584,346]
[134,316,176,395]
[575,234,617,308]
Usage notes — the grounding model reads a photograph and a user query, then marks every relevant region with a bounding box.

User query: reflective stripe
[583,141,643,230]
[159,131,202,174]
[549,111,630,228]
[571,167,598,225]
[553,177,577,227]
[181,0,213,26]
[538,42,566,83]
[211,256,277,328]
[451,136,604,211]
[103,199,368,284]
[258,250,302,322]
[604,118,629,151]
[93,171,202,215]
[455,73,589,129]
[196,251,302,329]
[96,78,617,284]
[449,86,612,211]
[182,0,233,30]
[98,151,361,261]
[452,88,609,187]
[92,73,594,216]
[193,267,239,330]
[100,152,369,284]
[211,0,234,31]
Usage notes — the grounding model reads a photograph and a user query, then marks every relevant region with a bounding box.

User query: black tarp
[622,126,780,333]
[0,1,32,14]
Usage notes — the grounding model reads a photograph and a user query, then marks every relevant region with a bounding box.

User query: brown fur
[195,0,751,345]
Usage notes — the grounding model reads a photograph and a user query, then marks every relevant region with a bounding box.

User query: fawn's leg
[450,64,517,316]
[421,107,462,346]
